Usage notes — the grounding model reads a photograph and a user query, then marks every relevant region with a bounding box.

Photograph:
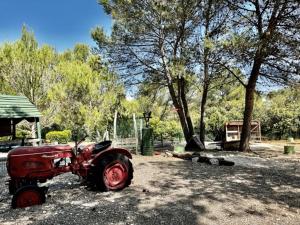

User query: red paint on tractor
[103,162,129,190]
[7,145,73,179]
[13,187,44,208]
[6,141,133,208]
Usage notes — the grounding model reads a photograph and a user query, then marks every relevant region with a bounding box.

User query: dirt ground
[0,142,300,225]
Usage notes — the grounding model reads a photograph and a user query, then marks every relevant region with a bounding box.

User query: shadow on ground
[0,155,299,225]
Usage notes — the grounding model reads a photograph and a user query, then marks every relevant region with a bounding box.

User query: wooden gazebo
[0,95,42,146]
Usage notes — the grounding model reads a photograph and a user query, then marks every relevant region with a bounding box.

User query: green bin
[141,128,154,156]
[284,145,295,154]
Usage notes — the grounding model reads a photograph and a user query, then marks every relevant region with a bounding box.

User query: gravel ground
[0,150,300,225]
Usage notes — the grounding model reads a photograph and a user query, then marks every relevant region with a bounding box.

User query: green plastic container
[284,145,295,154]
[174,145,185,153]
[141,128,154,156]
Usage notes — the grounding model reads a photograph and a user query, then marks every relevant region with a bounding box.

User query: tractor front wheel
[9,179,38,195]
[95,153,133,191]
[8,180,17,195]
[12,185,45,209]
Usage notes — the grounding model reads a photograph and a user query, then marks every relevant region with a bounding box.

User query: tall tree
[197,0,231,143]
[226,0,300,151]
[93,0,203,142]
[47,46,124,137]
[0,26,56,106]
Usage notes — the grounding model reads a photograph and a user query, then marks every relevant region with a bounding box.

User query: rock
[165,152,173,157]
[192,157,199,162]
[142,189,149,193]
[209,158,219,165]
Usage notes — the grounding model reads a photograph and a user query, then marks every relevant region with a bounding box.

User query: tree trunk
[168,84,191,142]
[199,49,209,144]
[239,86,255,151]
[239,58,262,151]
[168,78,194,142]
[199,2,211,145]
[179,78,194,138]
[199,82,208,144]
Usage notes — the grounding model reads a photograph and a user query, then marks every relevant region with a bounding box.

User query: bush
[41,123,63,139]
[150,117,183,141]
[16,129,31,138]
[46,130,71,144]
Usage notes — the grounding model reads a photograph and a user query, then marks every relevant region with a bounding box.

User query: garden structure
[225,120,261,142]
[0,95,42,150]
[223,120,262,151]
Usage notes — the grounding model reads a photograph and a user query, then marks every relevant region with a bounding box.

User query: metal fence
[0,157,7,177]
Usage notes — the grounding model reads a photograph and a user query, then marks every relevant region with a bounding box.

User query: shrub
[16,129,31,138]
[46,130,71,144]
[41,123,63,139]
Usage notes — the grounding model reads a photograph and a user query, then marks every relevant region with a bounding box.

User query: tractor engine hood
[8,145,73,158]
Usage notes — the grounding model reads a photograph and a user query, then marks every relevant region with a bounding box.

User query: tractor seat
[92,140,112,154]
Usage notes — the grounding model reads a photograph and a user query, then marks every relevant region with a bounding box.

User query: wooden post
[133,113,139,154]
[140,119,143,138]
[225,123,228,142]
[259,121,262,142]
[139,119,143,153]
[36,117,42,146]
[103,130,109,141]
[113,111,118,141]
[12,119,16,140]
[96,130,101,142]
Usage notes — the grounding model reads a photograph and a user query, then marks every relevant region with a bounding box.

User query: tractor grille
[0,157,7,177]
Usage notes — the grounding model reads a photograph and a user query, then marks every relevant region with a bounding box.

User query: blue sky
[0,0,111,52]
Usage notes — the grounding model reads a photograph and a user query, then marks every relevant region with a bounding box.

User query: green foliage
[261,87,300,139]
[1,17,298,145]
[202,83,300,140]
[150,117,182,141]
[203,84,245,140]
[46,56,124,138]
[41,123,62,139]
[46,130,72,144]
[73,44,90,62]
[0,26,125,140]
[16,128,31,139]
[0,25,56,106]
[0,136,11,142]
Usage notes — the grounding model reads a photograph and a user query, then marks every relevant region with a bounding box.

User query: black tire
[8,180,17,195]
[95,153,133,191]
[12,185,45,209]
[9,180,37,195]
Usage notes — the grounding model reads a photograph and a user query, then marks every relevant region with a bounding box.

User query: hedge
[46,130,71,144]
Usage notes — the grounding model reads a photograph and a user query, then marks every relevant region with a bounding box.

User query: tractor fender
[91,147,132,166]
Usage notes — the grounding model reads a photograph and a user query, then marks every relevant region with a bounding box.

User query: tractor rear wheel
[95,153,133,191]
[12,185,45,209]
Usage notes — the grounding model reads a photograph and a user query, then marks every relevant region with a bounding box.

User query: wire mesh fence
[0,157,7,177]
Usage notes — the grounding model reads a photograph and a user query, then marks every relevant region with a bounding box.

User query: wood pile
[165,151,235,166]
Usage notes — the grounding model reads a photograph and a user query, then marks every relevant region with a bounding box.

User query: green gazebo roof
[0,95,41,119]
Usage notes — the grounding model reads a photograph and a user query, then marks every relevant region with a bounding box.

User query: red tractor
[6,140,133,208]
